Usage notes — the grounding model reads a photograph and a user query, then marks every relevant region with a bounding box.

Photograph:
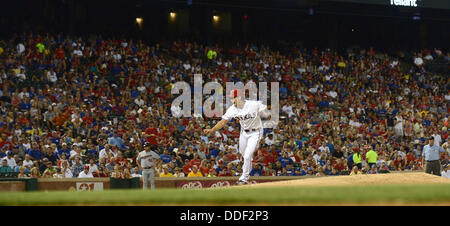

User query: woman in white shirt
[23,154,34,170]
[60,160,73,178]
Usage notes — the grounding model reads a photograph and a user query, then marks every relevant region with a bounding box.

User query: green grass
[2,184,450,205]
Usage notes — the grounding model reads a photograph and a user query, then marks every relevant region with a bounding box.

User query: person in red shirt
[93,167,109,177]
[224,150,237,162]
[218,167,232,177]
[253,149,265,165]
[82,113,94,125]
[190,153,201,168]
[145,122,158,145]
[333,158,348,171]
[199,160,211,176]
[114,151,129,167]
[263,149,277,166]
[55,45,65,60]
[405,151,416,165]
[393,155,406,171]
[182,159,191,175]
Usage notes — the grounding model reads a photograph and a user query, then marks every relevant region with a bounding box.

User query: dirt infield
[237,172,450,188]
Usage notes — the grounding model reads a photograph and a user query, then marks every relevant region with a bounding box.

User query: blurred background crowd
[0,32,448,179]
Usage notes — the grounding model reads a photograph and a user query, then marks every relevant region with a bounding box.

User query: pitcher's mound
[239,172,450,188]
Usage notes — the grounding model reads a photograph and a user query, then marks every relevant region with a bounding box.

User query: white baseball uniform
[222,100,266,182]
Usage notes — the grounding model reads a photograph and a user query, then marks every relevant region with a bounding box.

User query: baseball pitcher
[204,89,272,185]
[137,142,161,190]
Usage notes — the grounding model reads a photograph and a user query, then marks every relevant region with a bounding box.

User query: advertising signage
[325,0,450,10]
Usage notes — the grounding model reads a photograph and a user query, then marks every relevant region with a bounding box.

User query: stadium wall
[0,176,315,192]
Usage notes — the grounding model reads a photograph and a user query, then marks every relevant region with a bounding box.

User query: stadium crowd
[0,33,449,180]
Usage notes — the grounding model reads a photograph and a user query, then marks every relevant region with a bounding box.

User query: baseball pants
[425,160,441,176]
[142,168,155,190]
[238,129,263,182]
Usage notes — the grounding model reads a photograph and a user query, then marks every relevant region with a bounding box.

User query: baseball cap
[228,89,242,98]
[428,136,434,140]
[84,165,90,170]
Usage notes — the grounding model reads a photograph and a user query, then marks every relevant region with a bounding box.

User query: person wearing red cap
[204,89,272,185]
[78,165,94,178]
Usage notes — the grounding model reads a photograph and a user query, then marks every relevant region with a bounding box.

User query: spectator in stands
[108,131,124,148]
[71,156,84,177]
[0,33,447,180]
[278,151,294,168]
[111,165,123,179]
[160,149,172,164]
[182,159,191,175]
[367,166,378,174]
[78,165,94,178]
[29,166,40,178]
[442,164,450,179]
[2,151,17,169]
[160,166,174,177]
[58,143,71,160]
[190,153,202,168]
[60,160,73,178]
[207,168,217,177]
[86,158,99,175]
[69,145,84,165]
[13,160,27,173]
[350,166,362,175]
[316,166,326,176]
[198,160,210,176]
[131,167,141,178]
[105,156,116,172]
[42,161,57,178]
[122,167,132,179]
[250,164,263,176]
[114,151,128,168]
[328,167,339,176]
[17,166,28,178]
[39,158,49,174]
[218,166,232,177]
[0,159,12,173]
[43,145,58,165]
[187,165,203,177]
[173,167,185,177]
[332,148,345,160]
[23,154,33,170]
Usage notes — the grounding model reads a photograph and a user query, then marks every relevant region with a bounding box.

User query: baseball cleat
[235,180,249,185]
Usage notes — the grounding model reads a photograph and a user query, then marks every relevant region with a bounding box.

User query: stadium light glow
[136,17,143,25]
[213,15,220,23]
[170,12,176,20]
